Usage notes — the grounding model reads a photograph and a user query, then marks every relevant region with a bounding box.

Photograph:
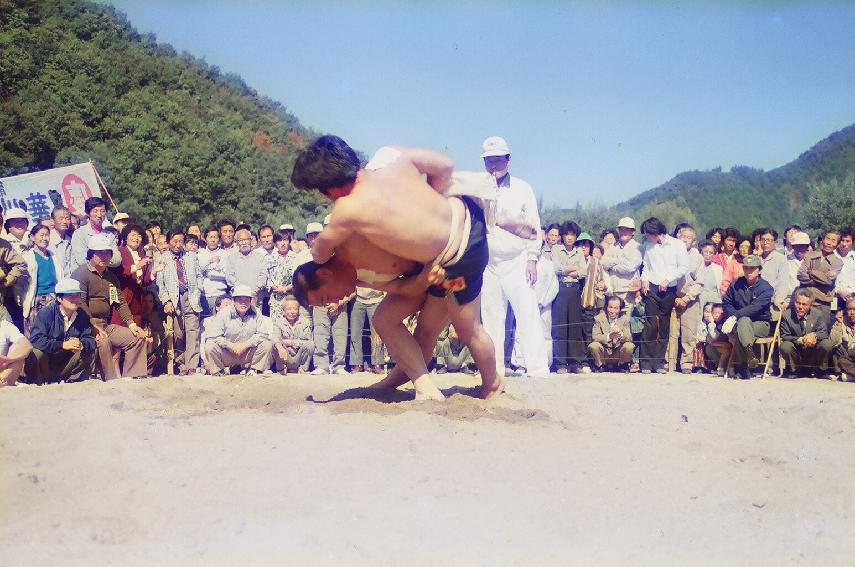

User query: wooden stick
[89,161,119,212]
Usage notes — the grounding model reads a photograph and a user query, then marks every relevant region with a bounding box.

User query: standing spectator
[589,296,634,371]
[218,219,237,255]
[204,285,273,376]
[349,286,385,373]
[70,197,120,271]
[836,228,853,260]
[784,231,812,307]
[601,217,642,304]
[542,224,561,257]
[697,240,724,309]
[720,237,752,295]
[279,223,296,239]
[156,231,203,375]
[3,208,30,331]
[254,225,276,257]
[720,255,773,380]
[114,224,155,327]
[757,228,790,311]
[48,206,75,278]
[197,226,229,319]
[835,233,855,309]
[112,212,131,235]
[71,234,148,380]
[0,238,27,325]
[599,228,618,250]
[186,224,202,240]
[141,290,167,375]
[479,135,549,377]
[266,232,296,326]
[712,227,740,269]
[705,228,724,252]
[0,312,32,387]
[25,278,95,384]
[667,225,703,373]
[3,207,30,254]
[551,220,587,373]
[535,230,560,364]
[184,233,200,254]
[145,222,162,244]
[639,217,689,373]
[311,298,349,375]
[226,228,268,299]
[831,298,855,381]
[22,224,63,332]
[783,224,802,253]
[797,229,843,325]
[272,296,313,374]
[780,288,834,379]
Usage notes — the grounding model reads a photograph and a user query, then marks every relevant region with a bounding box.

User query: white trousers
[481,256,549,376]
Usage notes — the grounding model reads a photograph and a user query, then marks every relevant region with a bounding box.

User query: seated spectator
[831,298,855,382]
[204,285,273,376]
[435,324,475,374]
[25,278,95,385]
[703,303,732,376]
[0,308,32,387]
[272,296,313,374]
[720,236,752,295]
[797,229,843,325]
[588,296,634,372]
[693,302,714,371]
[72,234,148,380]
[22,223,63,332]
[721,255,773,380]
[780,288,834,379]
[199,295,232,374]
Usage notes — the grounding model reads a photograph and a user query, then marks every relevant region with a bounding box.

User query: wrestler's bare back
[323,152,465,265]
[335,232,420,280]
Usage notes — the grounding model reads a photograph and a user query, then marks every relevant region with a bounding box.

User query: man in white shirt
[479,136,549,377]
[639,217,689,373]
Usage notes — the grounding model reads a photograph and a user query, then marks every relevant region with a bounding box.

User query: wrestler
[291,135,503,400]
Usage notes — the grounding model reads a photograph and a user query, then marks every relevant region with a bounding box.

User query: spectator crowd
[1,143,854,388]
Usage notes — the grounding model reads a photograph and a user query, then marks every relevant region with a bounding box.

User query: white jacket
[22,248,64,318]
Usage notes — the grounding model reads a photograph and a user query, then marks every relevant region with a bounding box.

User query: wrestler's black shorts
[427,196,488,306]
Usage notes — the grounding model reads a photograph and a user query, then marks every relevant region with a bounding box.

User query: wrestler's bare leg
[372,293,446,401]
[446,293,505,399]
[370,295,450,390]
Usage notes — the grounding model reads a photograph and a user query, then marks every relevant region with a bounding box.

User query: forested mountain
[0,0,327,229]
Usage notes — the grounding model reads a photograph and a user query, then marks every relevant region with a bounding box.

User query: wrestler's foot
[368,370,410,391]
[412,376,446,401]
[479,373,507,400]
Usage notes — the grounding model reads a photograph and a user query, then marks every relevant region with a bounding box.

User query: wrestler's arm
[311,206,356,265]
[397,147,454,194]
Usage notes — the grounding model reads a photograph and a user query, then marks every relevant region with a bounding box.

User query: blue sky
[104,1,855,207]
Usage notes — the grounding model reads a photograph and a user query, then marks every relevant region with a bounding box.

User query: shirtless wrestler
[290,135,503,400]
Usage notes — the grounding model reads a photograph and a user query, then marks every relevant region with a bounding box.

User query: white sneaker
[722,315,737,334]
[262,369,274,375]
[579,366,592,374]
[309,368,327,375]
[333,367,349,375]
[245,369,258,376]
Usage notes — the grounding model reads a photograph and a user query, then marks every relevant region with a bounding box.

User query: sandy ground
[1,369,853,567]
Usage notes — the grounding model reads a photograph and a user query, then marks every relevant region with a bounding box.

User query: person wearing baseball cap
[602,216,642,306]
[720,254,773,379]
[25,278,97,384]
[479,135,550,378]
[70,233,149,380]
[112,212,131,234]
[203,284,274,376]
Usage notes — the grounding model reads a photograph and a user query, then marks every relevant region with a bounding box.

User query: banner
[0,162,103,223]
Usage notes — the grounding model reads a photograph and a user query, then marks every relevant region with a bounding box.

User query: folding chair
[725,309,782,379]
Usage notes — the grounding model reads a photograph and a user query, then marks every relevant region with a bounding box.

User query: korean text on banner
[0,162,103,223]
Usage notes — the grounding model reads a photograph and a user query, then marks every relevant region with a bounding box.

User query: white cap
[55,278,83,295]
[232,284,254,298]
[305,222,323,234]
[617,217,636,229]
[323,214,332,225]
[790,232,811,246]
[279,223,294,231]
[113,212,130,223]
[480,135,511,158]
[87,233,113,251]
[4,207,28,221]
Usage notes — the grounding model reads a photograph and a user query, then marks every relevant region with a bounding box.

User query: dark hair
[672,222,693,238]
[640,217,667,236]
[29,223,49,238]
[4,217,27,231]
[735,237,752,258]
[792,287,813,303]
[840,227,854,240]
[559,220,581,238]
[710,302,723,310]
[184,233,200,245]
[166,229,184,242]
[51,205,71,219]
[273,232,292,244]
[723,227,740,241]
[292,262,324,309]
[822,228,841,240]
[759,227,778,240]
[576,238,593,255]
[750,228,765,243]
[705,227,723,240]
[120,224,147,247]
[291,135,360,193]
[605,295,625,310]
[204,225,219,238]
[186,223,200,231]
[217,219,236,232]
[145,221,162,231]
[545,223,561,234]
[599,227,619,243]
[257,224,274,238]
[215,295,232,310]
[142,289,155,300]
[698,239,716,251]
[236,223,252,233]
[84,197,106,214]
